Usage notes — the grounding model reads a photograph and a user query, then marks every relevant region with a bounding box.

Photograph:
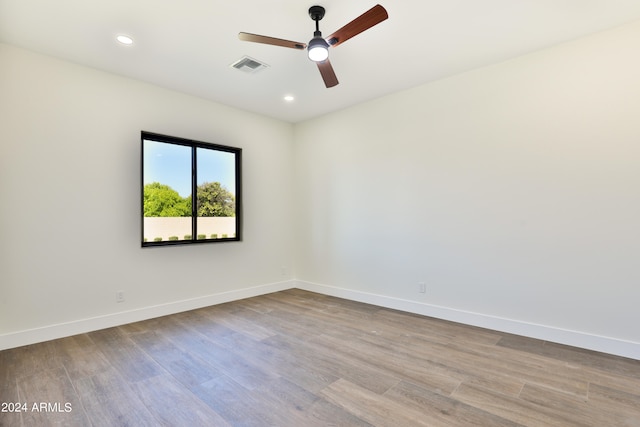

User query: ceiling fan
[238,4,388,88]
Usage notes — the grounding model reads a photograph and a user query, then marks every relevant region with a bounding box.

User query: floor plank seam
[60,361,91,425]
[515,381,526,398]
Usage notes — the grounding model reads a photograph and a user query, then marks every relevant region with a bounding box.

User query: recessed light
[284,95,295,102]
[116,35,134,45]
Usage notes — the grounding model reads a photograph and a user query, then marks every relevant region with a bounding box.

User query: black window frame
[141,131,242,247]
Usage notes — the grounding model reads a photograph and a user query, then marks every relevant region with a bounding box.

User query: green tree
[143,182,191,217]
[197,182,235,217]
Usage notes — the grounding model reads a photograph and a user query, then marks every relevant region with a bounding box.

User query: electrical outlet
[116,290,125,303]
[418,282,426,293]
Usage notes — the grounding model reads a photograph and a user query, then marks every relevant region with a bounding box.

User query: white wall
[293,20,640,358]
[3,19,640,359]
[0,44,295,348]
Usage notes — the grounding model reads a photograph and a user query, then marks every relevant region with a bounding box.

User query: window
[141,131,241,246]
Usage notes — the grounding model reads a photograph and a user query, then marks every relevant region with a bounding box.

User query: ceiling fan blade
[238,32,306,50]
[317,59,339,88]
[325,4,388,48]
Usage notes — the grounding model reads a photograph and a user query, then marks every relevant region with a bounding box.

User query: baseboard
[0,280,296,351]
[4,279,639,360]
[294,280,640,361]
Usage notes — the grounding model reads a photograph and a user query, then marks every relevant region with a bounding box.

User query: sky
[143,139,236,197]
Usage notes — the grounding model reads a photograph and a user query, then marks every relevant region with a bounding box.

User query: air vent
[230,56,269,74]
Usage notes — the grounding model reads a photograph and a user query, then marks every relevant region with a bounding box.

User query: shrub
[168,236,179,241]
[153,237,162,242]
[184,235,192,240]
[211,234,218,239]
[222,234,228,238]
[197,234,207,240]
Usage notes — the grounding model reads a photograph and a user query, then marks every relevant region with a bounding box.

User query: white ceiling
[2,1,640,123]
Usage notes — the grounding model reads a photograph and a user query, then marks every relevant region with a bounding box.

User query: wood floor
[1,289,639,426]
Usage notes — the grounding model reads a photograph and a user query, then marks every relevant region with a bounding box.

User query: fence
[143,217,236,241]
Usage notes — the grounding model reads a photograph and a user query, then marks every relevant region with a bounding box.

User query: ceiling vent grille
[230,56,269,74]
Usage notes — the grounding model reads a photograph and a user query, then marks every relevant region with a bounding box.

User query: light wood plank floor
[1,289,639,426]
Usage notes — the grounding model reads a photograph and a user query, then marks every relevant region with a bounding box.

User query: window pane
[142,140,192,243]
[141,131,241,246]
[196,147,237,239]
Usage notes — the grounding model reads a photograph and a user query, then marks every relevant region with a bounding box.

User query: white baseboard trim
[294,280,640,361]
[0,280,295,351]
[4,279,638,360]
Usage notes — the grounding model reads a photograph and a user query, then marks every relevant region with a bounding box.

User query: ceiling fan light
[308,37,329,62]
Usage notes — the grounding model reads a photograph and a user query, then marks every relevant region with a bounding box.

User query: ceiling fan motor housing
[307,5,329,62]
